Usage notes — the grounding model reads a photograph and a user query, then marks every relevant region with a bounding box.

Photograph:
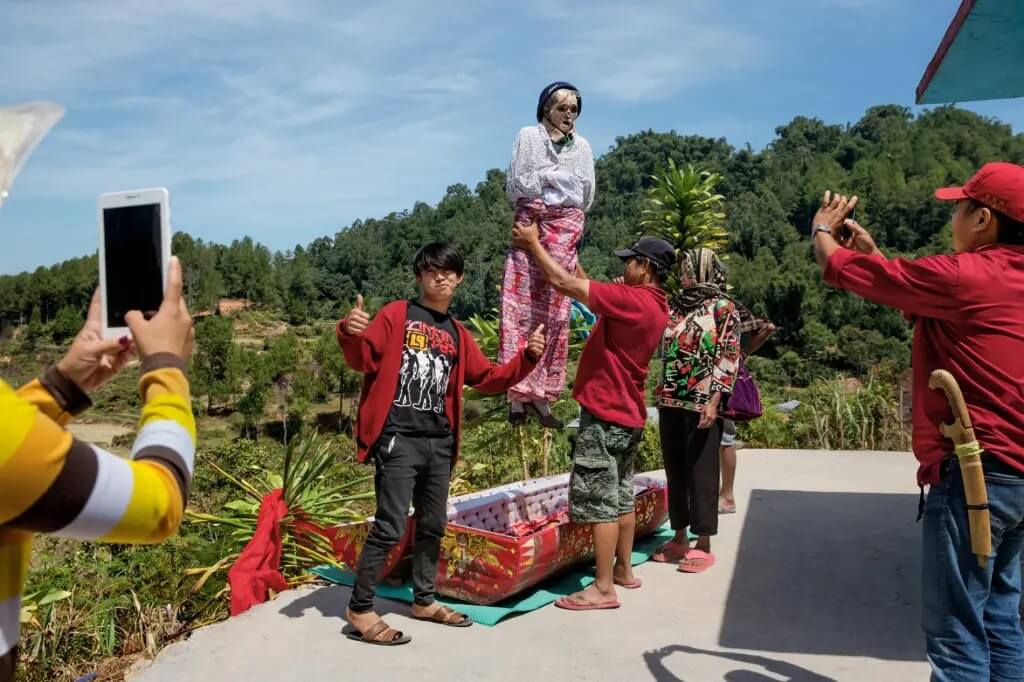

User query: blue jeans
[922,457,1024,681]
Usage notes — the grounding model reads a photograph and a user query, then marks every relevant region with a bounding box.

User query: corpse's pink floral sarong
[500,198,585,403]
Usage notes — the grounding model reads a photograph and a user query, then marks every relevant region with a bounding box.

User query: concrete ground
[134,450,931,681]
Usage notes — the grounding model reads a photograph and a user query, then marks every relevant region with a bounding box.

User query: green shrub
[737,406,792,448]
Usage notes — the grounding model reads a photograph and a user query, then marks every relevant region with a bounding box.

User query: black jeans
[348,432,454,613]
[658,407,721,537]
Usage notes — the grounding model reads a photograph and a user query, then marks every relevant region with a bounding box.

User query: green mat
[311,524,689,626]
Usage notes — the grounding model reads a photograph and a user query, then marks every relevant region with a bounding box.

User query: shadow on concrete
[643,644,836,682]
[719,489,924,661]
[278,584,406,622]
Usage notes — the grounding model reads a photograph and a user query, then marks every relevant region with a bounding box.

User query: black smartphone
[838,207,856,242]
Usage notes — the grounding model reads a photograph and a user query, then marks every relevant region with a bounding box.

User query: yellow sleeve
[15,366,92,426]
[0,354,195,544]
[0,528,32,672]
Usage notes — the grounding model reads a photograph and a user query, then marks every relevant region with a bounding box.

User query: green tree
[236,349,269,438]
[50,305,83,345]
[193,316,239,414]
[174,233,224,312]
[284,366,317,442]
[284,245,317,324]
[25,307,46,347]
[263,332,301,443]
[313,326,358,431]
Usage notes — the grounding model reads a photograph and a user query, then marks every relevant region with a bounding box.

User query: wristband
[40,365,92,416]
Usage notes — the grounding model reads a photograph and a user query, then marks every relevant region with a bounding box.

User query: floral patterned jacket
[657,297,741,412]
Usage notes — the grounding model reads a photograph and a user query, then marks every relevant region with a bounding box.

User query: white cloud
[0,0,767,269]
[4,1,487,191]
[541,2,765,101]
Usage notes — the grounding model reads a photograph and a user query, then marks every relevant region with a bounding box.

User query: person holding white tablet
[0,260,196,681]
[0,104,196,682]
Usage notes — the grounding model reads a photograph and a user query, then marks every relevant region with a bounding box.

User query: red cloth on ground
[228,489,290,616]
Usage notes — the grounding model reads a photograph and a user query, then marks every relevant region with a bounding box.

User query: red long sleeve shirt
[825,244,1024,484]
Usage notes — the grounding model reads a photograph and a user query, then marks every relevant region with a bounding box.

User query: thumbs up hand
[526,324,546,361]
[343,294,372,336]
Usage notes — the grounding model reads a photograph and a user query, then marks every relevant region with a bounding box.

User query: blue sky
[2,0,1022,275]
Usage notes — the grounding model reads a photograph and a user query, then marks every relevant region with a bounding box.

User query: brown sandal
[345,620,412,645]
[412,603,473,627]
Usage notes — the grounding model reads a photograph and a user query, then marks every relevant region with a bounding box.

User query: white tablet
[97,188,171,339]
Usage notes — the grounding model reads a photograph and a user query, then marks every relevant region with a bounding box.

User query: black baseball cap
[614,237,676,271]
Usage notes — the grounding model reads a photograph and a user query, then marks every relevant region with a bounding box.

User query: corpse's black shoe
[525,402,564,430]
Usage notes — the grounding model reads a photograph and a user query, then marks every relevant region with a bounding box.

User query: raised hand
[57,289,135,391]
[125,256,194,360]
[837,219,881,256]
[526,324,546,360]
[343,294,372,336]
[812,190,859,235]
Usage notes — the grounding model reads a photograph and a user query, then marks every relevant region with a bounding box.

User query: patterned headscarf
[672,248,728,314]
[671,247,770,333]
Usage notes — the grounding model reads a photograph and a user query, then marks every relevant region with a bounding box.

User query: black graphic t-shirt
[382,300,459,436]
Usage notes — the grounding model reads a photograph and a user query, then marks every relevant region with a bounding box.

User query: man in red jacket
[513,223,673,611]
[336,242,543,645]
[812,163,1024,680]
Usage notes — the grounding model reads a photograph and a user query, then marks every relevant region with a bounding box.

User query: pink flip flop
[554,596,621,611]
[677,549,715,573]
[614,577,642,589]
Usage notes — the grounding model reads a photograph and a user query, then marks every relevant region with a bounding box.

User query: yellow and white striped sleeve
[0,354,195,544]
[15,365,92,426]
[0,528,31,680]
[0,354,196,679]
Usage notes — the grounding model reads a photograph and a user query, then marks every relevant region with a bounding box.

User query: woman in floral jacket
[654,248,740,574]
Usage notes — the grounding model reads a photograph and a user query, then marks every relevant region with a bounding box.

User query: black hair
[633,254,669,285]
[966,199,1024,245]
[412,242,464,277]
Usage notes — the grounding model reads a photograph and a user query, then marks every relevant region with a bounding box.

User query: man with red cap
[810,162,1024,680]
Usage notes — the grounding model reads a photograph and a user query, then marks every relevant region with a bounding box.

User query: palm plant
[640,159,729,291]
[185,434,372,609]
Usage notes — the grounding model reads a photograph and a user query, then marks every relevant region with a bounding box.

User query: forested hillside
[3,105,1023,384]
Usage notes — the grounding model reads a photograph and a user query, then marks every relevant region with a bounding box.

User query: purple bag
[723,359,762,422]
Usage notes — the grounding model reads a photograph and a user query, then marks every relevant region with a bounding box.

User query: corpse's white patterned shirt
[506,124,596,211]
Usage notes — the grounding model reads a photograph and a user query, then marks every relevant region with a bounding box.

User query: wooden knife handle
[928,370,976,444]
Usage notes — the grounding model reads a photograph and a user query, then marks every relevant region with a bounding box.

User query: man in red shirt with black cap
[513,223,673,611]
[811,162,1024,680]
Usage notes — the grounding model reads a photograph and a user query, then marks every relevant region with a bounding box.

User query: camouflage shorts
[569,409,643,523]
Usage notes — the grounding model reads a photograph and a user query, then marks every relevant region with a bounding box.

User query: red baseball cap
[934,162,1024,222]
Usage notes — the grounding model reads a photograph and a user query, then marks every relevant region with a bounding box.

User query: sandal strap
[436,605,465,624]
[681,550,712,565]
[363,620,399,642]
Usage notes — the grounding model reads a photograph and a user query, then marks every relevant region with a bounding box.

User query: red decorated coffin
[325,514,413,580]
[329,471,668,605]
